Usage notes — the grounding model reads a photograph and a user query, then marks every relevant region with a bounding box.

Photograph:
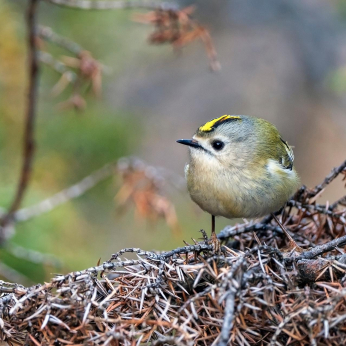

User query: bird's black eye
[211,140,225,151]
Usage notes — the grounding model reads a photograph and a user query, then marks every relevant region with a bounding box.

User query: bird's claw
[209,231,221,254]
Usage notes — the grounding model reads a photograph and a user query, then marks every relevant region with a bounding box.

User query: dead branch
[13,161,117,223]
[5,243,61,268]
[295,234,346,260]
[44,0,177,10]
[306,159,346,199]
[37,26,85,55]
[38,51,77,83]
[217,255,246,346]
[331,194,346,209]
[134,6,221,71]
[218,221,281,240]
[0,0,40,241]
[0,263,31,285]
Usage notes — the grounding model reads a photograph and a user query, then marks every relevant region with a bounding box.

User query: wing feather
[279,138,294,170]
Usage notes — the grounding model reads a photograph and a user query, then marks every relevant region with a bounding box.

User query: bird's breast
[186,158,299,219]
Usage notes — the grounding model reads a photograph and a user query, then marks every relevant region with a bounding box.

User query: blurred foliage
[336,0,346,21]
[0,0,147,283]
[329,67,346,94]
[0,0,220,285]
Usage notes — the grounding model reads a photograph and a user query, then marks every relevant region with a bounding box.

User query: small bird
[177,115,300,245]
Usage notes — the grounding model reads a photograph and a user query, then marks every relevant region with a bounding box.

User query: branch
[295,234,346,261]
[287,200,343,217]
[218,287,237,346]
[0,0,40,237]
[13,162,117,223]
[0,262,32,285]
[38,51,77,82]
[218,222,281,240]
[217,255,245,346]
[331,195,346,210]
[5,243,62,268]
[44,0,177,10]
[1,157,181,225]
[307,159,346,199]
[38,26,85,55]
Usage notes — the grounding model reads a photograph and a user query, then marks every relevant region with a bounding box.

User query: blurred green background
[1,0,346,284]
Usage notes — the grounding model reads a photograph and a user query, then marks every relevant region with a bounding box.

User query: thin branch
[307,159,346,199]
[331,195,346,210]
[0,281,27,295]
[0,0,40,234]
[5,243,62,268]
[1,157,181,225]
[217,256,245,346]
[37,27,112,78]
[287,200,343,217]
[13,162,117,222]
[44,0,177,10]
[217,287,237,346]
[0,262,32,285]
[38,51,77,82]
[295,234,346,261]
[38,26,85,55]
[218,222,281,240]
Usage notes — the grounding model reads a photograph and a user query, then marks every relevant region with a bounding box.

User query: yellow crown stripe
[199,115,241,132]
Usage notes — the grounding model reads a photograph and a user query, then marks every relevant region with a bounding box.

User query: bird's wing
[279,138,294,170]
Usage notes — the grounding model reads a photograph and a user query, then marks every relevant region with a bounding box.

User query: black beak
[176,139,202,149]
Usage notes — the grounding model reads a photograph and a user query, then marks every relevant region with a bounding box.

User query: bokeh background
[1,0,346,284]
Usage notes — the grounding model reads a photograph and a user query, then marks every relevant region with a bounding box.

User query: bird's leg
[212,215,215,235]
[271,213,303,253]
[210,215,221,253]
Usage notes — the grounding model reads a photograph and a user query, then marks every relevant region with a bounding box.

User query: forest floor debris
[1,160,346,345]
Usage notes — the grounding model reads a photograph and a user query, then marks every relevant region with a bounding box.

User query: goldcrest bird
[177,115,300,242]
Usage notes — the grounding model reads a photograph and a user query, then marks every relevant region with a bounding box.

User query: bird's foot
[209,231,221,254]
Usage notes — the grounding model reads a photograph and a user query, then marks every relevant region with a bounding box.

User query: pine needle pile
[1,160,346,346]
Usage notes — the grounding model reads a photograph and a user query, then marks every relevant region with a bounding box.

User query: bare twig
[307,159,346,199]
[331,195,346,210]
[217,287,237,346]
[0,262,32,285]
[287,199,343,217]
[217,255,245,346]
[13,162,117,222]
[38,51,77,82]
[44,0,177,10]
[295,234,346,261]
[218,222,281,240]
[0,0,40,238]
[38,26,85,55]
[5,243,62,268]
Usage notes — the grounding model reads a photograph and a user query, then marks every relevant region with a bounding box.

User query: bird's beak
[176,139,202,149]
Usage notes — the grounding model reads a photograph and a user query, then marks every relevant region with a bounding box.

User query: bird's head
[177,115,259,167]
